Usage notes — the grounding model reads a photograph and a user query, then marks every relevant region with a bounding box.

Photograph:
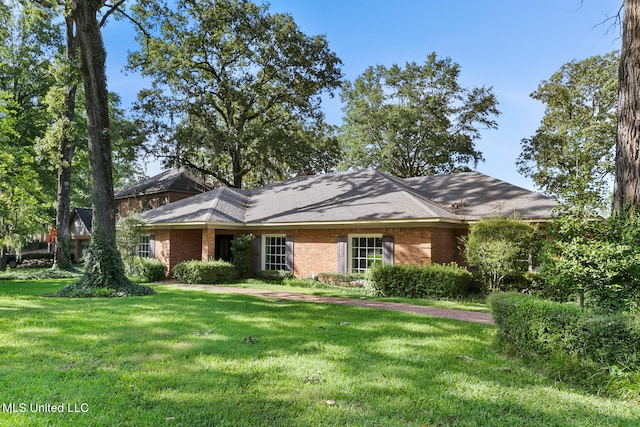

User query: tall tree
[0,0,60,269]
[58,0,152,295]
[614,0,640,215]
[128,0,343,189]
[518,52,618,213]
[339,53,500,177]
[46,15,79,270]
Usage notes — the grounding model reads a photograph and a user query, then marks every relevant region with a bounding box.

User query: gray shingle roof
[139,169,556,226]
[403,172,557,220]
[138,187,248,224]
[244,169,458,223]
[114,168,211,199]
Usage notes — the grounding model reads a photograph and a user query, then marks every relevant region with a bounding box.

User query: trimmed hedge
[489,292,640,369]
[131,257,167,282]
[173,260,238,284]
[368,263,474,298]
[255,269,294,281]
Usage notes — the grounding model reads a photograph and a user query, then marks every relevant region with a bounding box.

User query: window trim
[261,234,288,271]
[137,235,151,258]
[348,234,383,273]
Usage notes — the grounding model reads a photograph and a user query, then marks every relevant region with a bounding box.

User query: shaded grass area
[228,278,490,313]
[0,280,638,426]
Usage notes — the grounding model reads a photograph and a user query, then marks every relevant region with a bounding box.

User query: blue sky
[103,0,621,191]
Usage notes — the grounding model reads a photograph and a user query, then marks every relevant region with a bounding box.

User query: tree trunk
[614,0,640,215]
[63,0,152,296]
[53,17,78,271]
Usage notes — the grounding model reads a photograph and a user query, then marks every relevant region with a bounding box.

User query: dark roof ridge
[374,170,461,219]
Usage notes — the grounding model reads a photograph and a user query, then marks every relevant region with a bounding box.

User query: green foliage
[173,259,238,284]
[339,52,500,177]
[116,214,145,271]
[368,262,474,298]
[129,257,166,283]
[489,292,640,379]
[540,213,640,311]
[489,292,582,358]
[230,234,253,276]
[56,233,154,297]
[463,217,541,291]
[255,269,294,281]
[518,52,618,213]
[129,0,343,188]
[316,272,366,287]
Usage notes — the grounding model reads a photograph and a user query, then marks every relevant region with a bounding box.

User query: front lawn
[0,279,638,426]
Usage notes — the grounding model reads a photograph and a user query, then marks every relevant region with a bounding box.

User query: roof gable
[244,169,459,223]
[114,168,211,200]
[139,187,248,224]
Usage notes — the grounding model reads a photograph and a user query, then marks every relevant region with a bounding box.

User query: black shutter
[253,235,262,273]
[285,235,294,272]
[337,236,347,273]
[382,235,394,265]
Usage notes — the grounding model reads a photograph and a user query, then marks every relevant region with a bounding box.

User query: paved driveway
[166,284,495,326]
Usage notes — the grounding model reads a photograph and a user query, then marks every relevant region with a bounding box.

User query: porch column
[201,228,216,261]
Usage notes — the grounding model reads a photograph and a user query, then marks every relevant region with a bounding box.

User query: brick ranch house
[138,169,556,277]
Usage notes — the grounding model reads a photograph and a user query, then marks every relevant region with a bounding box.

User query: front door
[215,235,234,262]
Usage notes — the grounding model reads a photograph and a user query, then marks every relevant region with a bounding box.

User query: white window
[350,235,383,273]
[263,234,287,271]
[137,235,151,258]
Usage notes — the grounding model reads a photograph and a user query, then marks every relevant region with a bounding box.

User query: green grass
[0,279,638,426]
[229,278,490,312]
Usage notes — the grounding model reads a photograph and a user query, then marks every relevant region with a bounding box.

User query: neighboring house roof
[69,208,93,236]
[114,167,211,200]
[139,169,556,227]
[74,208,93,232]
[403,172,557,220]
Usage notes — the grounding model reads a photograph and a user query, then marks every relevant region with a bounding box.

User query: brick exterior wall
[249,226,468,278]
[153,226,469,278]
[153,229,203,273]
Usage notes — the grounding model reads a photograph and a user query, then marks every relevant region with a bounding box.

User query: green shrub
[316,272,366,287]
[256,269,293,281]
[540,213,640,311]
[488,292,640,370]
[488,292,582,358]
[173,260,238,284]
[231,234,254,276]
[369,263,473,298]
[463,217,541,291]
[130,257,166,282]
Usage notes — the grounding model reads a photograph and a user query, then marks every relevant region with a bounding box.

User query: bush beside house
[173,260,238,284]
[368,263,475,298]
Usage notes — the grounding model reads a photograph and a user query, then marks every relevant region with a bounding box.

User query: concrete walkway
[166,284,495,326]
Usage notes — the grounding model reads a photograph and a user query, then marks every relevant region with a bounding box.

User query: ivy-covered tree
[128,0,343,189]
[56,0,152,296]
[339,53,500,177]
[518,52,618,214]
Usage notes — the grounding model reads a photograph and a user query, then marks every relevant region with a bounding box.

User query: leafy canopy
[128,0,343,189]
[518,52,618,214]
[339,53,500,177]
